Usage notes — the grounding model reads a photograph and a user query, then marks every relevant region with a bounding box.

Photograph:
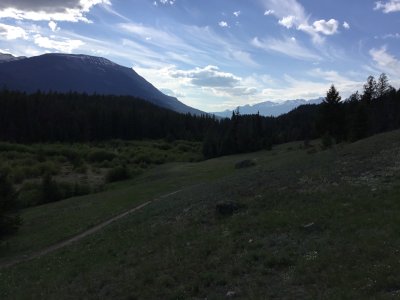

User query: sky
[0,0,399,112]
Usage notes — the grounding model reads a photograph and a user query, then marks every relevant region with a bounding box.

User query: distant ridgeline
[0,73,399,158]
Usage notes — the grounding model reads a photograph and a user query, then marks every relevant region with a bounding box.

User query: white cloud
[0,23,27,39]
[297,19,339,44]
[160,88,185,98]
[159,0,176,5]
[251,36,321,61]
[34,34,84,53]
[312,19,339,35]
[264,9,274,16]
[48,21,59,32]
[343,21,350,29]
[218,21,228,27]
[170,65,241,87]
[134,65,260,110]
[0,0,110,22]
[374,0,400,13]
[233,11,241,17]
[263,0,339,43]
[278,15,296,29]
[370,46,400,77]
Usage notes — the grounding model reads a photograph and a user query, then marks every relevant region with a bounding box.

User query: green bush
[58,182,91,199]
[321,133,334,149]
[17,182,42,207]
[38,161,59,176]
[87,150,116,163]
[18,180,91,208]
[41,174,62,204]
[106,166,130,183]
[0,171,20,238]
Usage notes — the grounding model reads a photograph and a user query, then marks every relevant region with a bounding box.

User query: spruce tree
[320,85,345,142]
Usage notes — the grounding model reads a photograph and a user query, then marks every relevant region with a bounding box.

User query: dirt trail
[0,189,183,269]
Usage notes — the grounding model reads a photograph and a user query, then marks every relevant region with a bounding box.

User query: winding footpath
[0,189,184,269]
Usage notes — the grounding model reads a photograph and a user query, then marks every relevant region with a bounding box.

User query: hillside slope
[1,130,400,299]
[0,53,203,115]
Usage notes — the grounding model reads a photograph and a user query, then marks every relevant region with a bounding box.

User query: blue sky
[0,0,399,112]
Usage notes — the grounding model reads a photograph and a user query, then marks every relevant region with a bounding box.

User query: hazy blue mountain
[212,98,323,118]
[0,53,26,63]
[0,53,203,115]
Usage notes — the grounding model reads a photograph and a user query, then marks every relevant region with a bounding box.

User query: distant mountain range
[0,53,203,115]
[212,98,323,118]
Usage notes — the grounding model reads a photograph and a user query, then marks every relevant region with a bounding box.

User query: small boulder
[226,291,236,298]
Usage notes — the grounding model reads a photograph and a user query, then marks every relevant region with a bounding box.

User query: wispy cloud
[251,36,322,61]
[382,33,400,39]
[158,0,176,5]
[33,34,84,53]
[374,0,400,13]
[264,9,274,16]
[370,46,400,77]
[261,71,363,101]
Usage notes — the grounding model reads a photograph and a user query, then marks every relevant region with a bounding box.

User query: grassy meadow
[1,130,400,299]
[0,139,202,208]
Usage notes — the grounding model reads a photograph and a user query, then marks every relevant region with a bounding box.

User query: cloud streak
[251,36,321,61]
[370,46,400,77]
[33,34,84,52]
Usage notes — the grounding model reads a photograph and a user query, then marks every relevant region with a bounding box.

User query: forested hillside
[0,74,399,157]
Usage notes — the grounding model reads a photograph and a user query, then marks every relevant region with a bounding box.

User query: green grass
[1,130,400,299]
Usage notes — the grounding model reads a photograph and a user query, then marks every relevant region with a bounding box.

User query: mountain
[0,53,203,115]
[0,53,26,63]
[213,98,323,118]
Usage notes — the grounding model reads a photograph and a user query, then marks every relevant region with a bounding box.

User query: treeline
[0,90,215,143]
[319,74,400,143]
[203,73,400,157]
[202,104,320,158]
[0,74,398,158]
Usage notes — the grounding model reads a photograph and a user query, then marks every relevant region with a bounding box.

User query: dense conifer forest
[0,74,399,153]
[0,74,399,158]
